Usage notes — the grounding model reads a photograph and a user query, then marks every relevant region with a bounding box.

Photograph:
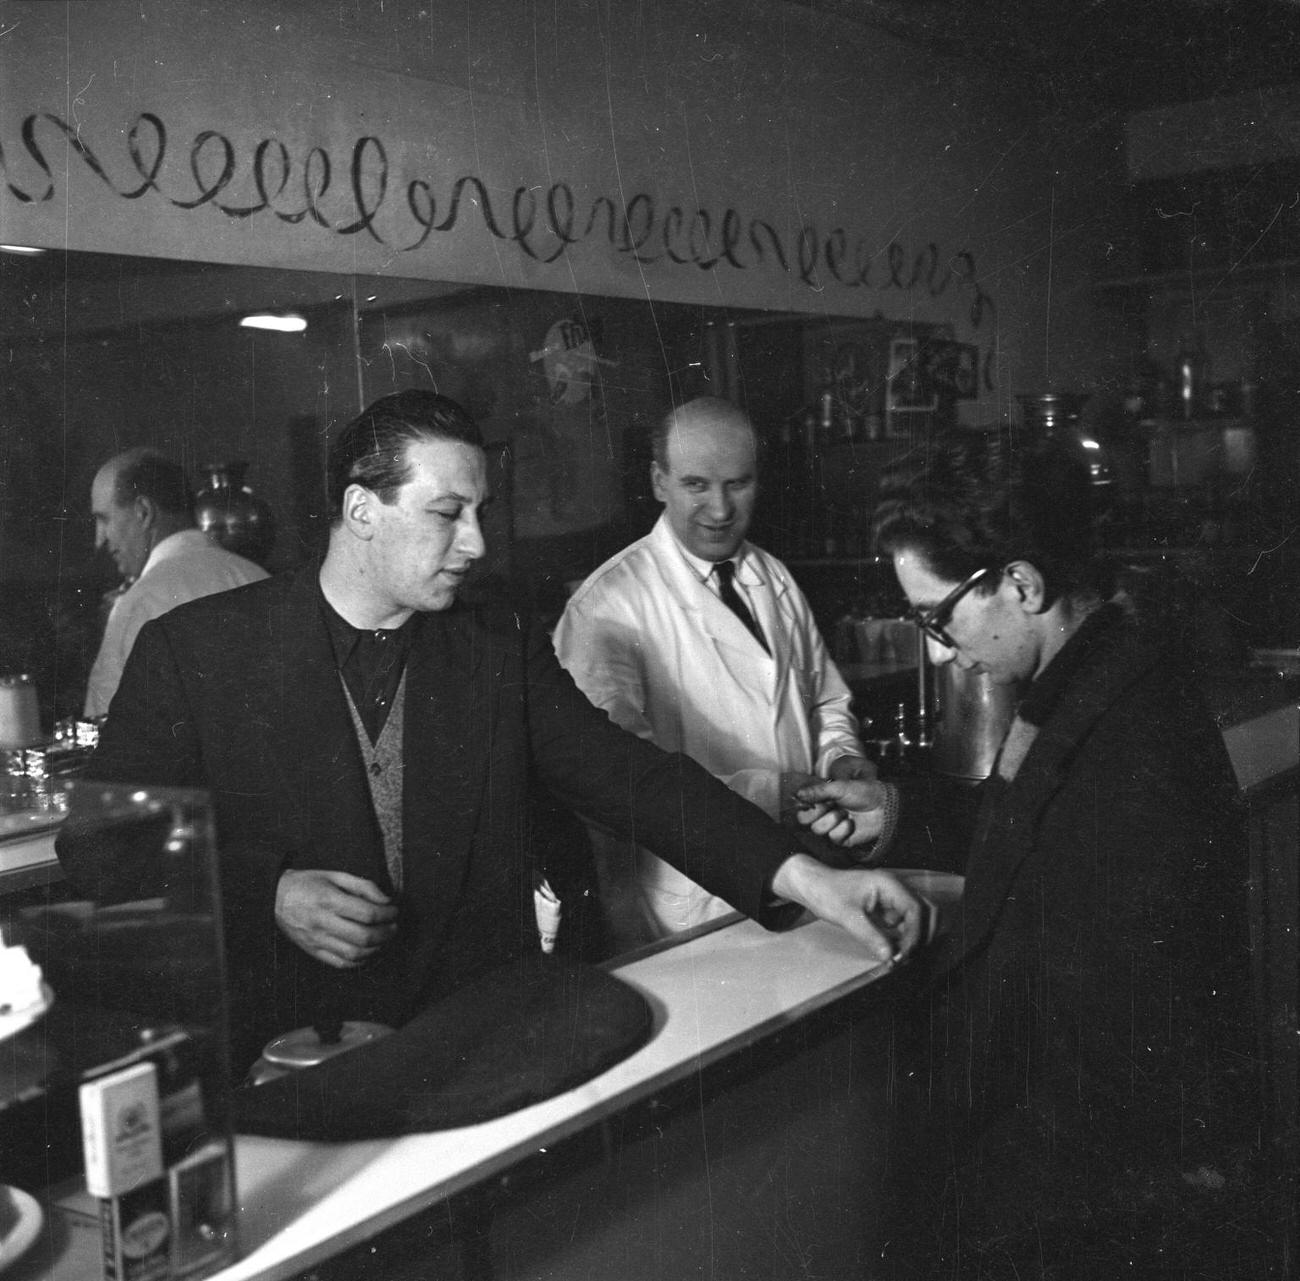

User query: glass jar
[1018,392,1113,488]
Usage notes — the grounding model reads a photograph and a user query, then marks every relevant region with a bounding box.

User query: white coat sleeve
[84,593,147,718]
[794,593,870,778]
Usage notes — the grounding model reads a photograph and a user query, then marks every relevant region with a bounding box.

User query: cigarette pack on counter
[79,1035,238,1280]
[79,1063,164,1199]
[79,1062,170,1281]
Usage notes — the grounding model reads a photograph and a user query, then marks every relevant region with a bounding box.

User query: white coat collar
[647,515,789,658]
[140,528,217,576]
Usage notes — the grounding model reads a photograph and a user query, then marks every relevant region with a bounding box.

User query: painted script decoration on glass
[1,110,996,323]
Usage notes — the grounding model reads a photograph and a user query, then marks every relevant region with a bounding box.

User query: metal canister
[929,665,1022,782]
[0,674,41,750]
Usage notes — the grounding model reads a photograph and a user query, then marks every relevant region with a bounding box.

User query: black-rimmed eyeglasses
[909,567,998,649]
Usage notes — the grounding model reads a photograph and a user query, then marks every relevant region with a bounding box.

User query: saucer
[0,983,54,1044]
[0,1186,43,1274]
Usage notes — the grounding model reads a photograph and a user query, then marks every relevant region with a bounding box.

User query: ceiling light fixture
[240,312,308,333]
[0,244,46,255]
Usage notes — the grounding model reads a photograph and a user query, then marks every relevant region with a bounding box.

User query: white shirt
[84,529,268,718]
[553,513,866,941]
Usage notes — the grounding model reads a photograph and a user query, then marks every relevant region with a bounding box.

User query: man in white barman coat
[554,397,880,946]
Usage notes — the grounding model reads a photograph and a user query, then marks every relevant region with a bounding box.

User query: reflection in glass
[1,247,970,972]
[1,781,232,1196]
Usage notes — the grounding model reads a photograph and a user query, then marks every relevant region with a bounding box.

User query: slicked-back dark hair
[327,391,483,525]
[112,447,194,520]
[872,427,1112,605]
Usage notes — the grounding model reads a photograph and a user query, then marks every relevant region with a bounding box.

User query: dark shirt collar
[1017,600,1126,727]
[317,584,422,670]
[317,582,422,743]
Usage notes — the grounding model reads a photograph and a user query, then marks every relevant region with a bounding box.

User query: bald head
[651,398,759,563]
[91,448,193,580]
[651,397,757,470]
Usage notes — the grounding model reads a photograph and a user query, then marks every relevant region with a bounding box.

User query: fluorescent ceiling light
[240,312,307,333]
[0,244,46,255]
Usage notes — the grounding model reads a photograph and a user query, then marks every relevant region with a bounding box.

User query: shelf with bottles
[1142,416,1257,488]
[758,497,886,565]
[747,319,975,568]
[1119,328,1260,422]
[773,383,955,459]
[769,554,910,652]
[761,427,938,564]
[766,319,966,462]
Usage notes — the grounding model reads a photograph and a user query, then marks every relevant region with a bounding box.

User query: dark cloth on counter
[884,603,1279,1279]
[233,957,652,1138]
[56,563,803,1073]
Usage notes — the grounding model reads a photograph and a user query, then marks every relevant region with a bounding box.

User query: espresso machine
[884,632,1019,782]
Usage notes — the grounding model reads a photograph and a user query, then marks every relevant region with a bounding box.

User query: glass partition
[1,781,233,1214]
[0,247,956,969]
[0,249,950,711]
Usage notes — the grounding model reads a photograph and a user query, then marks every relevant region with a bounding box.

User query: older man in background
[83,447,267,718]
[554,397,884,946]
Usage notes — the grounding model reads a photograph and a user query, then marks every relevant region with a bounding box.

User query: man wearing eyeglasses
[797,430,1273,1277]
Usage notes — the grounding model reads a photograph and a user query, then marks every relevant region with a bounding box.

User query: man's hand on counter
[769,853,923,963]
[275,869,399,968]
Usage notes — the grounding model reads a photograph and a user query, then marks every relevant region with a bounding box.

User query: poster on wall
[532,319,615,408]
[513,316,622,540]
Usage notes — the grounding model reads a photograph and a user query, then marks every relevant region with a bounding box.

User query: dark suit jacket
[57,565,801,1068]
[896,607,1262,1271]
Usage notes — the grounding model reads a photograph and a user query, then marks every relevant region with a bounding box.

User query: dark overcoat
[893,609,1267,1276]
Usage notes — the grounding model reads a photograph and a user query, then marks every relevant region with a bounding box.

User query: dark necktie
[714,560,769,654]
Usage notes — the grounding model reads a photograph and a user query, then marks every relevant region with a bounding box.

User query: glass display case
[1,781,236,1275]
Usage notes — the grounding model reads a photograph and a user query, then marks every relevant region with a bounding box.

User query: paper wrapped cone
[534,878,561,954]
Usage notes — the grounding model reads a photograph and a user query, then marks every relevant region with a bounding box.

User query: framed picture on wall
[884,337,937,437]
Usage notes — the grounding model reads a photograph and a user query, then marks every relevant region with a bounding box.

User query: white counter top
[0,830,60,895]
[23,869,959,1281]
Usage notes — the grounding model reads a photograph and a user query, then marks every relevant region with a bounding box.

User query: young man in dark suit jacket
[798,429,1278,1278]
[57,390,922,1073]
